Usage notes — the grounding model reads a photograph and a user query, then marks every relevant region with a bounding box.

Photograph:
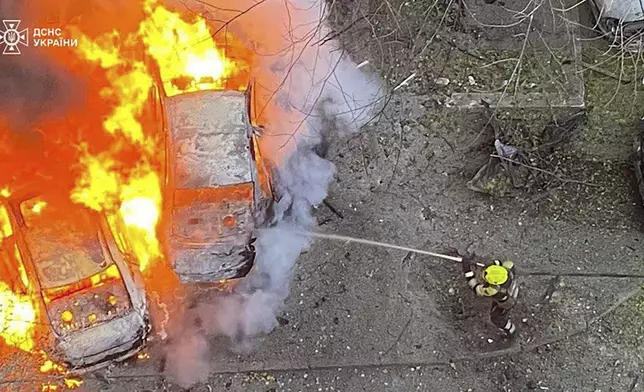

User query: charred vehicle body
[152,81,276,284]
[589,0,644,50]
[0,189,150,372]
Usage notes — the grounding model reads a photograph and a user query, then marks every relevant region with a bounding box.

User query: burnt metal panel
[169,241,255,283]
[169,199,256,283]
[57,310,147,369]
[47,280,131,336]
[172,199,253,242]
[166,90,253,188]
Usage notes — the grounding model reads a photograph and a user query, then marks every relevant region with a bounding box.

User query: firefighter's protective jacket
[462,258,519,308]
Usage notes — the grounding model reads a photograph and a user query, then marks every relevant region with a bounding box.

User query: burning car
[588,0,644,50]
[154,79,276,284]
[0,188,150,372]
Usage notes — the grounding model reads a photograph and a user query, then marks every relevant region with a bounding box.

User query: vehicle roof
[6,193,111,289]
[21,221,107,289]
[165,89,254,189]
[5,186,97,217]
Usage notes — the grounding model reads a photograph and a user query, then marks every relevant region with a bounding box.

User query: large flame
[139,0,246,96]
[0,0,251,387]
[0,194,36,353]
[0,193,81,390]
[70,152,162,273]
[71,16,163,274]
[0,283,82,390]
[67,0,250,274]
[0,281,36,352]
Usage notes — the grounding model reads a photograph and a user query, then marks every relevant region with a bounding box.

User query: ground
[3,0,644,391]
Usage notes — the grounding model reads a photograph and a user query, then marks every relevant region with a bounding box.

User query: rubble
[467,112,585,196]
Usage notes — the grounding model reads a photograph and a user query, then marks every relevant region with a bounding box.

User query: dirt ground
[4,0,644,391]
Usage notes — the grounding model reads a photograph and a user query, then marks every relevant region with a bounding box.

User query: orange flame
[40,351,83,390]
[66,0,250,274]
[65,379,84,389]
[0,281,36,352]
[0,204,12,240]
[70,152,162,273]
[0,187,36,352]
[0,194,77,389]
[1,0,251,384]
[70,18,163,273]
[139,0,244,96]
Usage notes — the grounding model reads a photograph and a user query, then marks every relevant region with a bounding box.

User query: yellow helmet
[482,265,508,285]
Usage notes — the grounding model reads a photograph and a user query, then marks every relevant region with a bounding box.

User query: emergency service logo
[0,20,29,55]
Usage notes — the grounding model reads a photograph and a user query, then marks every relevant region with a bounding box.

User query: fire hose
[305,231,464,262]
[303,231,644,279]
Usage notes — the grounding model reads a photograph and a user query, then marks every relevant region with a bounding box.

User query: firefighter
[462,255,519,335]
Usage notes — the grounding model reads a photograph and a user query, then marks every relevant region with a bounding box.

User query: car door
[245,82,275,201]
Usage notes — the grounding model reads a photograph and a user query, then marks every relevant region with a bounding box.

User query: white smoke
[160,0,383,387]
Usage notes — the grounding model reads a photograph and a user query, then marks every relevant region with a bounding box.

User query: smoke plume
[160,0,383,388]
[0,0,80,138]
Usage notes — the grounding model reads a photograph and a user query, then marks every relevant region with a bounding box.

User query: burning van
[0,188,150,372]
[154,80,276,284]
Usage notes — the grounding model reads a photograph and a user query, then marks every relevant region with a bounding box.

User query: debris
[393,73,417,91]
[627,374,640,392]
[587,0,644,52]
[435,77,450,86]
[582,61,632,84]
[356,60,370,69]
[322,199,344,219]
[540,276,561,304]
[467,75,476,85]
[137,352,150,360]
[467,112,585,196]
[494,139,518,158]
